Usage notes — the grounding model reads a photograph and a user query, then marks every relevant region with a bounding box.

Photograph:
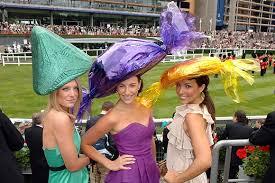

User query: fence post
[18,56,20,66]
[223,146,232,183]
[3,56,5,66]
[210,139,251,183]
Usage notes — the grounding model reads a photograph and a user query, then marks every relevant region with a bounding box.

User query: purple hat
[77,2,205,119]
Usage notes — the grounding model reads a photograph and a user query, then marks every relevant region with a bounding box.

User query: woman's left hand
[164,170,181,183]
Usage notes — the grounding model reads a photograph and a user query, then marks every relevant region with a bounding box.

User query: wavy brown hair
[194,75,216,121]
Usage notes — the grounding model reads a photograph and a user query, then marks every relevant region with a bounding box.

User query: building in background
[222,0,275,32]
[1,0,273,33]
[194,0,218,32]
[0,0,200,29]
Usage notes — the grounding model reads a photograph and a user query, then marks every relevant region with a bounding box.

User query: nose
[124,87,131,95]
[69,88,77,97]
[177,86,185,95]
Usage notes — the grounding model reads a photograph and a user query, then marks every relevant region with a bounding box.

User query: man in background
[0,109,24,183]
[25,112,49,183]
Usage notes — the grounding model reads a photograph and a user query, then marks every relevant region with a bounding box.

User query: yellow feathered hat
[139,57,259,107]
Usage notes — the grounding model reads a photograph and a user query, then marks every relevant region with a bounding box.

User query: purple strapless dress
[105,117,160,183]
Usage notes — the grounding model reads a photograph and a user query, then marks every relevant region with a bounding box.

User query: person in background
[227,52,232,59]
[241,52,246,59]
[268,53,273,67]
[210,54,218,78]
[249,111,275,183]
[162,112,175,158]
[18,121,31,135]
[86,101,114,131]
[220,110,253,179]
[0,108,24,183]
[222,55,227,62]
[253,119,265,131]
[25,112,49,183]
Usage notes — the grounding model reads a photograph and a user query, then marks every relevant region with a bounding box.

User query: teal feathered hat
[31,26,92,95]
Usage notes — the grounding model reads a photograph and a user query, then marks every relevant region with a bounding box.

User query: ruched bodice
[105,117,160,183]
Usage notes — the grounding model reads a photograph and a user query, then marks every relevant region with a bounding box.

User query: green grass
[0,64,274,118]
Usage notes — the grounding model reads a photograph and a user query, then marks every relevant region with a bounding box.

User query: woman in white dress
[164,75,214,183]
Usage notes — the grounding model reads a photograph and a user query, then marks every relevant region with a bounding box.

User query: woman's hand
[164,170,181,183]
[107,154,135,171]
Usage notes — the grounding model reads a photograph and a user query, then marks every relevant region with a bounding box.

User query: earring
[201,92,205,99]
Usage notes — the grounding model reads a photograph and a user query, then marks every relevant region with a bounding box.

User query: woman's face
[56,80,79,110]
[255,121,262,128]
[233,116,237,123]
[117,76,141,104]
[176,79,205,104]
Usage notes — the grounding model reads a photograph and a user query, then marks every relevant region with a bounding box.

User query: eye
[185,84,192,88]
[74,87,79,91]
[62,87,70,91]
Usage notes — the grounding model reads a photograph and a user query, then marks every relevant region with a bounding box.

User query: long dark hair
[194,76,216,121]
[136,75,144,94]
[234,110,249,124]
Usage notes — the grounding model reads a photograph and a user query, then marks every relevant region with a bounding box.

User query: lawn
[0,63,274,118]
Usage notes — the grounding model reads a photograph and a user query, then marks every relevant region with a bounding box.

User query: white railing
[210,139,255,183]
[162,53,204,63]
[83,48,105,56]
[0,52,32,66]
[10,115,266,125]
[1,48,274,66]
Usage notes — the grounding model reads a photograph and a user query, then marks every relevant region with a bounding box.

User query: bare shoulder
[139,104,152,114]
[97,108,119,127]
[46,110,72,129]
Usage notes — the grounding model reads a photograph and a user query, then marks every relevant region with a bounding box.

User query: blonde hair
[46,79,82,120]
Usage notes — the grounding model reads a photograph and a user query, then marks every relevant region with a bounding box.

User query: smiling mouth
[67,100,76,103]
[124,97,133,100]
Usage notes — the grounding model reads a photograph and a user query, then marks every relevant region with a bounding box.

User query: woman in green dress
[30,26,91,183]
[42,79,90,183]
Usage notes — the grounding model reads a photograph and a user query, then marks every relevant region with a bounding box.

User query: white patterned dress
[166,104,214,183]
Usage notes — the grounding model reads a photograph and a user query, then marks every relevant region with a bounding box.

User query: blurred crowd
[202,30,275,49]
[0,22,159,37]
[1,22,275,50]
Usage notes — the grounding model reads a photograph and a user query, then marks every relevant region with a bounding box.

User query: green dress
[44,128,89,183]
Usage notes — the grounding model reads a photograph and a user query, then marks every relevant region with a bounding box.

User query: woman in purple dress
[81,75,160,183]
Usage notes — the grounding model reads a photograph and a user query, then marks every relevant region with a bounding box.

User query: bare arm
[165,113,212,183]
[53,114,90,172]
[81,114,135,171]
[177,113,212,182]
